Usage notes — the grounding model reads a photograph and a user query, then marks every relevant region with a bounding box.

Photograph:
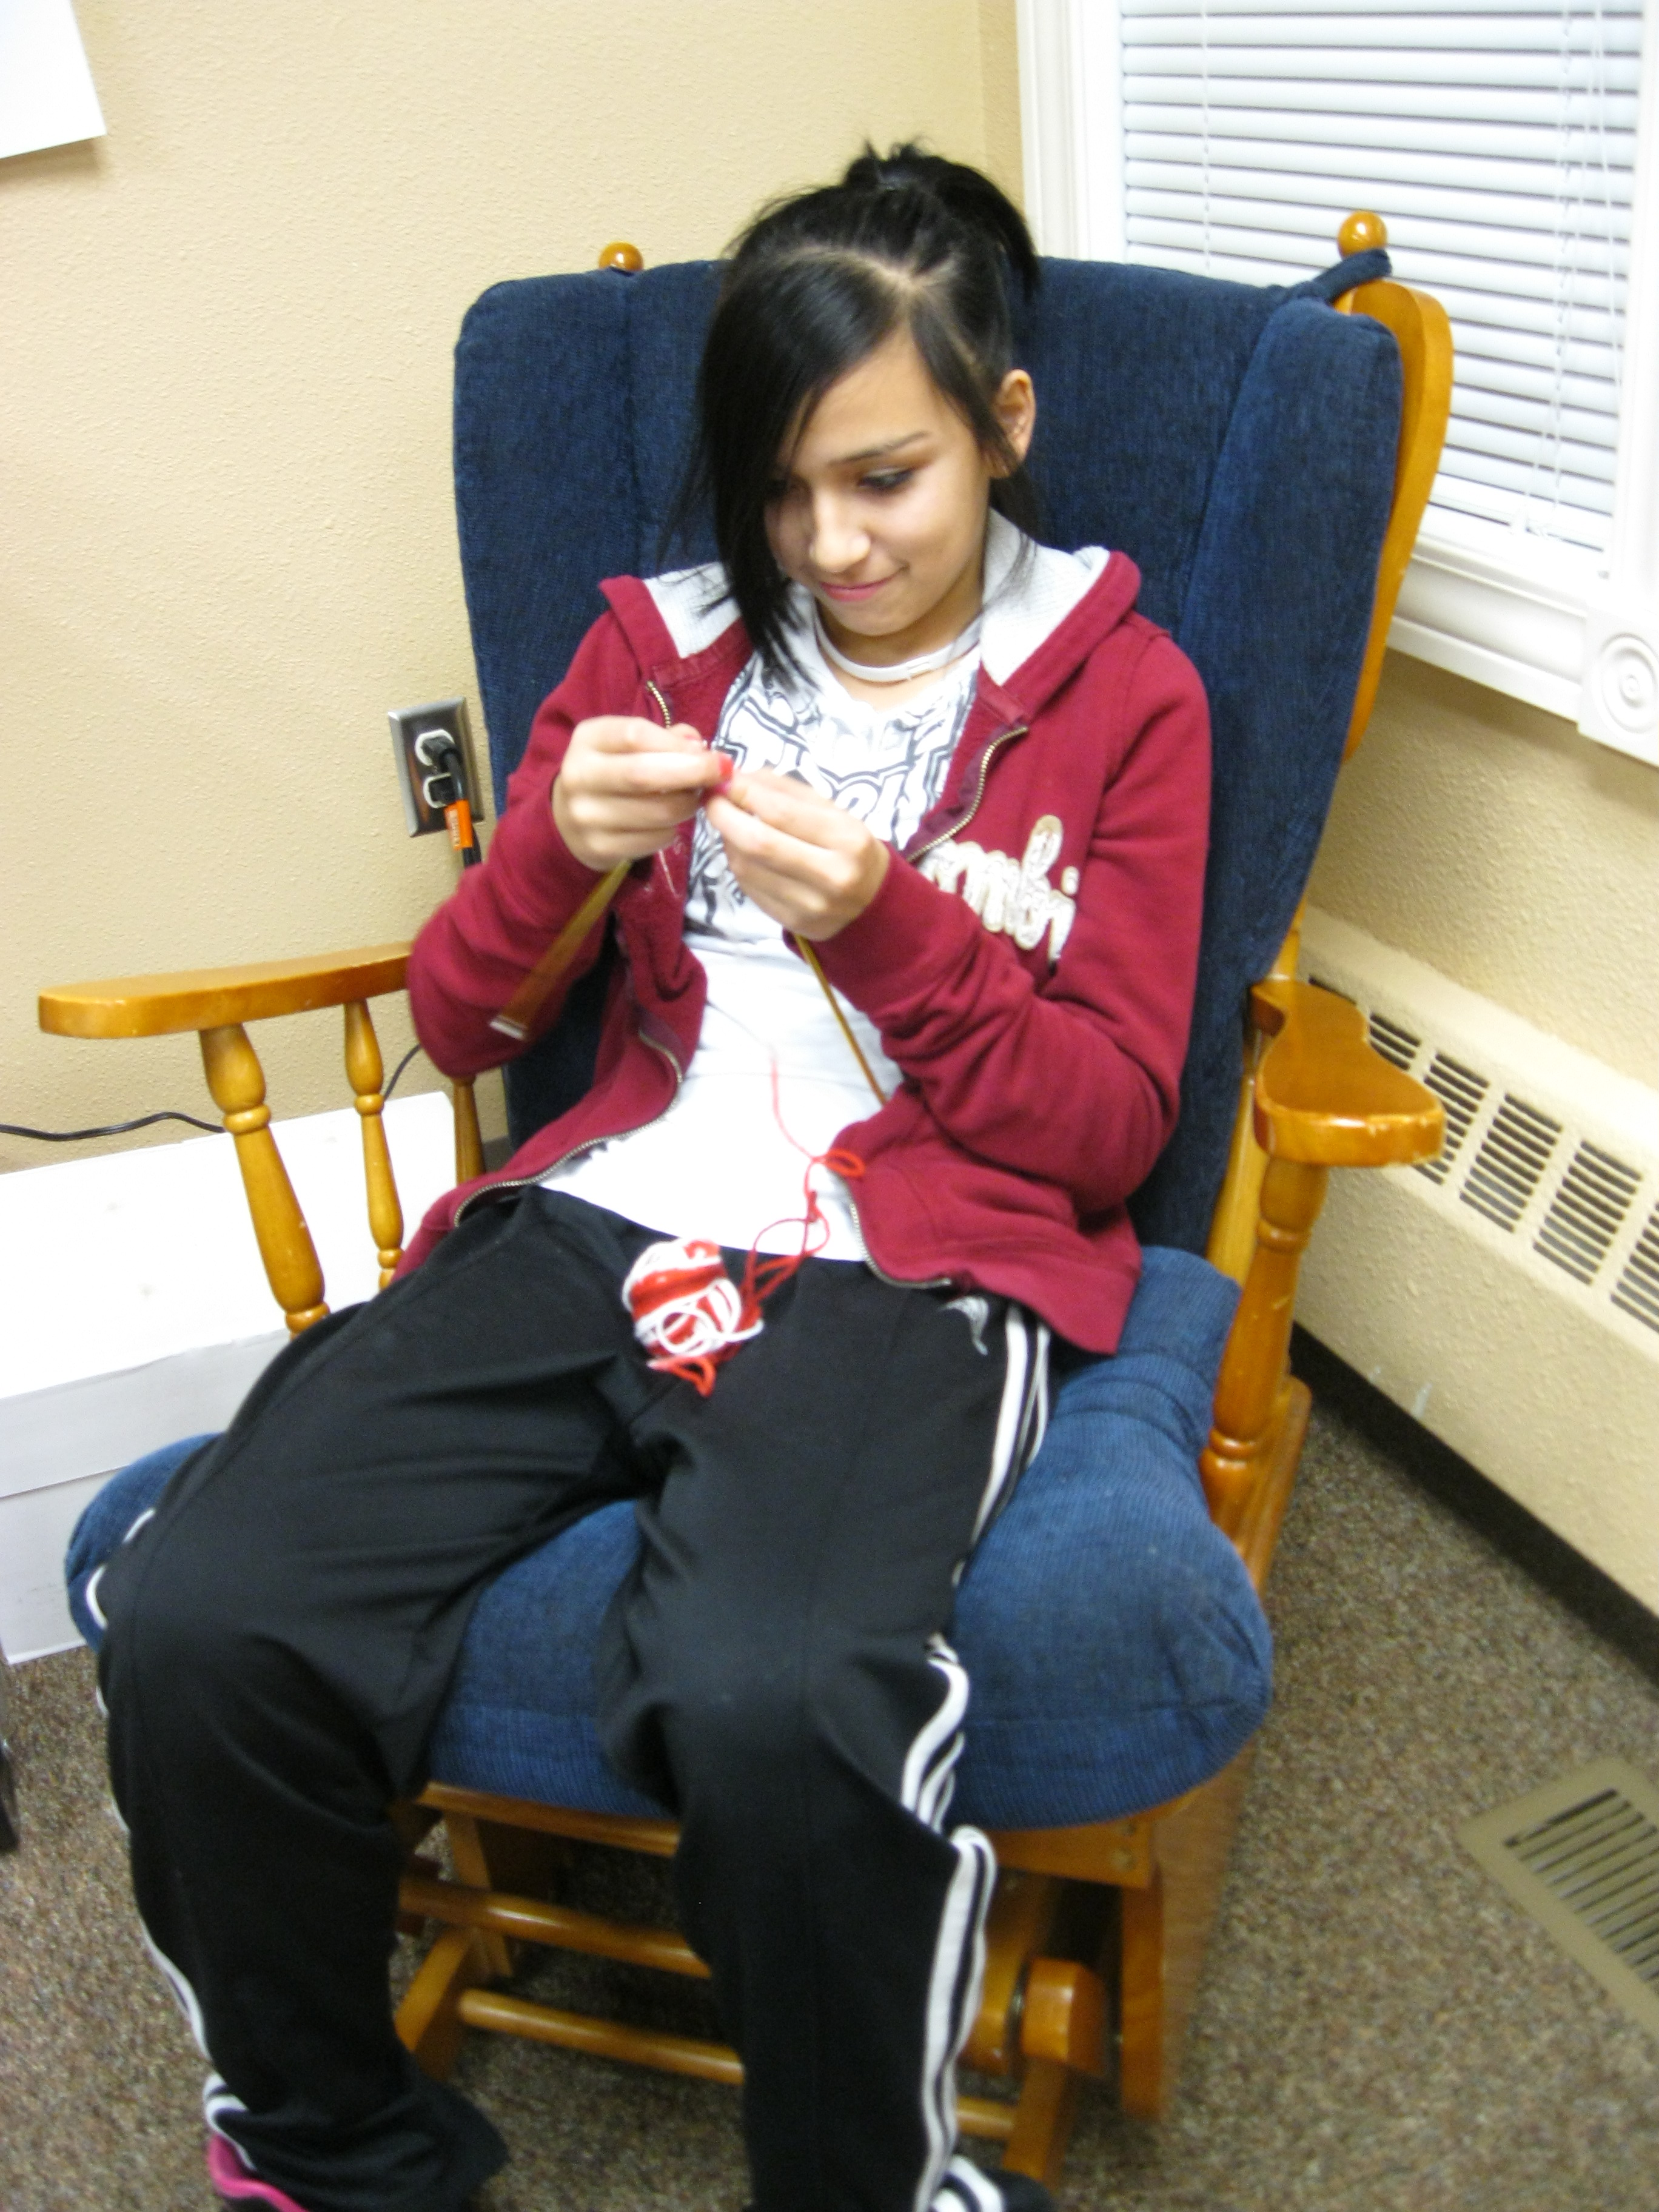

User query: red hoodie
[404,541,1209,1353]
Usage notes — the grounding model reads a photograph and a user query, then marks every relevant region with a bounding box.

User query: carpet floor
[3,1337,1657,2212]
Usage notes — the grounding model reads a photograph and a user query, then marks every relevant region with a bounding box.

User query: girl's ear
[991,369,1036,474]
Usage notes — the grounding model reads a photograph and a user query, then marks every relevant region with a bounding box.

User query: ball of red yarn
[622,1236,763,1396]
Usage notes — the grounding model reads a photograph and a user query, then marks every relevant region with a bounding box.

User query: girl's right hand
[552,716,730,870]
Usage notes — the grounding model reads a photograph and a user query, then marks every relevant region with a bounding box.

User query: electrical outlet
[388,698,488,837]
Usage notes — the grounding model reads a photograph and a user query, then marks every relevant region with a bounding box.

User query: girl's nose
[809,493,870,574]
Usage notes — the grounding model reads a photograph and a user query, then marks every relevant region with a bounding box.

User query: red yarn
[622,1068,866,1396]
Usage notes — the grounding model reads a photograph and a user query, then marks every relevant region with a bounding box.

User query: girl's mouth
[817,575,897,603]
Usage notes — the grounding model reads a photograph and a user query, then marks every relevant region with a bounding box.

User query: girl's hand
[552,716,729,870]
[705,770,890,940]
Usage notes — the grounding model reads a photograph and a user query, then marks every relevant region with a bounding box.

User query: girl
[96,146,1210,2212]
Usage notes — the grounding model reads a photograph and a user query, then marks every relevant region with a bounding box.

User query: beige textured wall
[1311,652,1659,1085]
[979,0,1024,203]
[2,0,996,1170]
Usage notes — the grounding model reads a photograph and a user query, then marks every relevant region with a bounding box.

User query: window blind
[1119,0,1642,563]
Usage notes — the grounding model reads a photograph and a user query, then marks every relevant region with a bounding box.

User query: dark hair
[682,143,1040,674]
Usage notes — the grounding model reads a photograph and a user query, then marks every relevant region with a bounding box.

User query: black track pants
[97,1190,1049,2212]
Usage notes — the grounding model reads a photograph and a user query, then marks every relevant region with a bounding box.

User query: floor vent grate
[1461,1758,1659,2039]
[1416,1053,1489,1187]
[1612,1207,1659,1335]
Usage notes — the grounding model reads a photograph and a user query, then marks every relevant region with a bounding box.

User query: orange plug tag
[445,798,475,851]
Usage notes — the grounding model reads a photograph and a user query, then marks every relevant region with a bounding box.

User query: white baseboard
[1,1091,460,1663]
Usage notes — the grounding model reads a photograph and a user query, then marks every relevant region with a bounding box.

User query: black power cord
[0,1107,221,1142]
[383,1041,424,1098]
[2,1042,427,1146]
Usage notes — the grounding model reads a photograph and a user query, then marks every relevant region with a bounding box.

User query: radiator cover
[1296,908,1659,1612]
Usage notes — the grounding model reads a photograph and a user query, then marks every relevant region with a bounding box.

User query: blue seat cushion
[67,1249,1270,1832]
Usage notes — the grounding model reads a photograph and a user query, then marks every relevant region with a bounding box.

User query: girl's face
[765,329,1034,668]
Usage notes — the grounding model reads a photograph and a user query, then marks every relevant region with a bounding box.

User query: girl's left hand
[705,771,890,940]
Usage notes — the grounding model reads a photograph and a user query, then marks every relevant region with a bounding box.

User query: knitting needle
[489,862,629,1041]
[794,937,890,1105]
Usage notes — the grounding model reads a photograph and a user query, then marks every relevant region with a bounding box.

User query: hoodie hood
[603,517,1139,725]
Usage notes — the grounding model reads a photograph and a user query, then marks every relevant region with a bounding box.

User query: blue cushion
[66,1251,1269,1832]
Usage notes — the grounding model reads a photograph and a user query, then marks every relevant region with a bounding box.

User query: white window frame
[1016,0,1659,767]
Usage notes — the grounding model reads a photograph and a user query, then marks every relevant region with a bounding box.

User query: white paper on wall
[0,0,104,162]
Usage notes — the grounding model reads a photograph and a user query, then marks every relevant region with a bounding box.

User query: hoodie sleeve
[811,632,1209,1216]
[407,611,642,1078]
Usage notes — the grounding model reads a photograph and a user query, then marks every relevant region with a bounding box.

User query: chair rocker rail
[392,1830,1107,2180]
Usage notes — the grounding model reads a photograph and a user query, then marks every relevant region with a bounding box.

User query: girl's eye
[862,469,913,495]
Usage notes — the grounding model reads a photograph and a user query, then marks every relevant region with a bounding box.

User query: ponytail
[839,142,1038,298]
[681,144,1040,675]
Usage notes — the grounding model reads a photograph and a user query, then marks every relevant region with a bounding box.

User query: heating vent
[1614,1210,1659,1335]
[1366,1011,1421,1072]
[1461,1760,1659,2042]
[1416,1054,1489,1188]
[1461,1096,1562,1231]
[1536,1146,1645,1287]
[1299,908,1658,1358]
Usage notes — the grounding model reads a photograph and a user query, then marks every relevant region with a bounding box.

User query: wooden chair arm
[1250,976,1443,1169]
[38,944,411,1040]
[35,939,484,1334]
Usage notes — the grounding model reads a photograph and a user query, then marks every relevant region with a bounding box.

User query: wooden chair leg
[1002,2059,1079,2188]
[443,1812,515,1980]
[1115,1739,1259,2120]
[1117,1866,1166,2119]
[396,1925,496,2081]
[1002,1955,1106,2184]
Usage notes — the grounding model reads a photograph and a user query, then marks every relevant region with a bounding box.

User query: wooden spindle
[452,1079,484,1184]
[344,1000,404,1287]
[199,1024,328,1332]
[1199,1155,1330,1535]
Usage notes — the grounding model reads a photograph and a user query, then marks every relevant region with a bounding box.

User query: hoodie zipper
[452,1031,685,1227]
[845,1206,955,1294]
[907,722,1028,870]
[856,717,1029,1290]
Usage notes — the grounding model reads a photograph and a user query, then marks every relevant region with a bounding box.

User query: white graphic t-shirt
[540,594,979,1258]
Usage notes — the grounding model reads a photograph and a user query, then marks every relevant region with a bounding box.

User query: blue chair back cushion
[453,253,1401,1247]
[67,1250,1269,1832]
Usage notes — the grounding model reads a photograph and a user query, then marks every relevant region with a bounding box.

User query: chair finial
[1338,212,1387,257]
[598,241,644,273]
